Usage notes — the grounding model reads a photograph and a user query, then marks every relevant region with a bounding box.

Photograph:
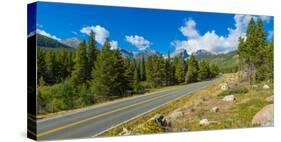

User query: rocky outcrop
[252,104,274,126]
[150,114,170,127]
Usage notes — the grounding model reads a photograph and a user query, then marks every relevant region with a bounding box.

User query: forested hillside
[36,30,220,114]
[196,51,239,73]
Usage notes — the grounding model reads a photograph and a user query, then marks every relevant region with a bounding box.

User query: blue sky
[29,2,274,54]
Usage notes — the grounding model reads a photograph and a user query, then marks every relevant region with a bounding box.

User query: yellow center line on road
[34,87,187,138]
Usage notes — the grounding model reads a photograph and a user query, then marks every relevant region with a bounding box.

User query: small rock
[252,85,258,88]
[252,104,274,126]
[119,128,132,136]
[222,95,236,102]
[265,95,274,102]
[169,111,184,119]
[211,106,219,112]
[199,119,209,126]
[221,83,229,91]
[263,84,270,89]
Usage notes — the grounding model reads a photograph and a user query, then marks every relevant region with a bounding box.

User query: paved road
[34,77,221,140]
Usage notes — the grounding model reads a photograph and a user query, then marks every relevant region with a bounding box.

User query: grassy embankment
[102,73,273,136]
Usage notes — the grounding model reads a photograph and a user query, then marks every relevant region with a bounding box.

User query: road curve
[34,77,221,140]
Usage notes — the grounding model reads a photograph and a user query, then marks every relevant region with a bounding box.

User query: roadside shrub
[218,87,249,97]
[38,79,75,113]
[232,87,248,94]
[134,83,145,94]
[140,81,153,89]
[217,90,231,97]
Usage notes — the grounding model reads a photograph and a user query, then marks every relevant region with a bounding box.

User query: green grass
[217,87,249,97]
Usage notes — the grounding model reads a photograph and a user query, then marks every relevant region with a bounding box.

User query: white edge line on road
[92,77,222,137]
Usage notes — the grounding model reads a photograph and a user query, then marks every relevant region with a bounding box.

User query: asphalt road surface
[33,77,221,140]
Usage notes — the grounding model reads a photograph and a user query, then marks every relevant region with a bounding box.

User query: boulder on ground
[265,95,274,102]
[150,114,169,127]
[222,95,236,102]
[252,104,274,126]
[263,84,270,89]
[169,111,184,119]
[210,106,219,112]
[221,83,229,91]
[199,119,209,126]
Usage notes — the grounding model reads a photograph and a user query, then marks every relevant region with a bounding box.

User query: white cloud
[125,35,150,51]
[109,40,119,50]
[36,29,61,41]
[172,15,271,54]
[80,25,109,45]
[179,18,200,38]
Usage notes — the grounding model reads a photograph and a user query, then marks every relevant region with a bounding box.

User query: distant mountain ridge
[120,48,135,59]
[32,33,238,72]
[134,49,161,59]
[193,49,214,59]
[36,34,71,48]
[165,48,189,59]
[61,37,81,48]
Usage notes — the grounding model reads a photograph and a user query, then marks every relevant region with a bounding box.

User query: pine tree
[245,18,257,83]
[145,55,165,87]
[91,40,130,100]
[145,56,153,87]
[45,51,56,84]
[185,54,199,83]
[124,58,135,91]
[71,41,88,85]
[255,19,267,81]
[133,62,141,92]
[265,40,273,81]
[87,30,97,80]
[139,54,146,81]
[157,56,166,86]
[112,49,129,96]
[164,52,172,86]
[175,56,185,83]
[210,64,219,78]
[37,47,46,84]
[198,60,210,80]
[91,40,113,100]
[238,18,271,83]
